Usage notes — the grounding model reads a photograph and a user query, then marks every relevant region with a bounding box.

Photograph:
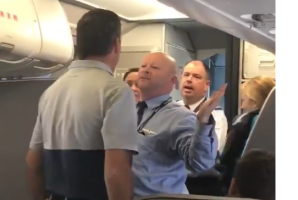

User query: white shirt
[177,99,228,154]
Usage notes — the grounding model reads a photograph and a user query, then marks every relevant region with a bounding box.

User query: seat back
[139,194,257,200]
[243,87,276,155]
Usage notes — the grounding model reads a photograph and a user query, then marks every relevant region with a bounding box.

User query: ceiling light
[241,14,254,20]
[75,0,99,8]
[269,29,275,35]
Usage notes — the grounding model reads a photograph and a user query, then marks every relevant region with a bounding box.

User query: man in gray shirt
[26,9,138,200]
[133,52,226,197]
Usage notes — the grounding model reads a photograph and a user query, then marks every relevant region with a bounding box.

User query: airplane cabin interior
[0,0,275,200]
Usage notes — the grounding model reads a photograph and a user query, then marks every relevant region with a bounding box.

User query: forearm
[182,117,217,173]
[27,169,45,200]
[188,123,216,171]
[105,166,133,200]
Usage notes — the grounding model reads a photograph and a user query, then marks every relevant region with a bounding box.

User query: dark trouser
[185,175,227,196]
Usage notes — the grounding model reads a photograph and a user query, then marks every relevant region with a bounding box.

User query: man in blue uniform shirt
[133,52,227,197]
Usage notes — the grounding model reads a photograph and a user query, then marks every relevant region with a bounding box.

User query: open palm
[197,83,227,122]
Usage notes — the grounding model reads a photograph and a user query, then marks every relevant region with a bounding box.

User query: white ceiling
[60,0,206,34]
[72,0,188,20]
[158,0,275,53]
[61,2,138,36]
[61,0,275,53]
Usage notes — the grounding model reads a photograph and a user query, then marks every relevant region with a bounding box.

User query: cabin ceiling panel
[167,21,207,30]
[68,0,188,20]
[60,2,87,24]
[84,0,161,18]
[60,2,137,36]
[208,0,274,17]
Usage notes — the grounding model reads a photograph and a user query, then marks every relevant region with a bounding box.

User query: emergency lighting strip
[0,11,18,21]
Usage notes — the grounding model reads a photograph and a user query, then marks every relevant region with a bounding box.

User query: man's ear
[172,75,178,84]
[206,80,211,86]
[113,37,121,54]
[228,178,238,197]
[173,76,179,90]
[204,80,211,93]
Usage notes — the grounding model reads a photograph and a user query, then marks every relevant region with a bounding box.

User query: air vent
[241,14,275,21]
[251,14,275,22]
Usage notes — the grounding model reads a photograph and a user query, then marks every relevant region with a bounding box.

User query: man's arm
[170,112,218,173]
[101,84,138,200]
[26,112,45,200]
[171,84,227,173]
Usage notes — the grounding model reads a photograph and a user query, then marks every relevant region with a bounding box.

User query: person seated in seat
[220,76,275,190]
[238,76,276,128]
[229,149,275,200]
[123,68,140,103]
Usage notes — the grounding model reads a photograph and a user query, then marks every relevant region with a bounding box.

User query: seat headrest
[243,87,275,155]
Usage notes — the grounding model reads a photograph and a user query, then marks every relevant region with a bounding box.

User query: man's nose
[186,75,193,81]
[142,69,150,75]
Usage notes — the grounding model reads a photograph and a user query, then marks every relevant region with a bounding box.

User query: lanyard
[138,97,172,133]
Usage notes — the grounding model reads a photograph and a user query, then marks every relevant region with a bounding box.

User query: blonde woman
[219,76,275,192]
[241,76,275,113]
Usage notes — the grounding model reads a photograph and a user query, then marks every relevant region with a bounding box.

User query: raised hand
[197,83,227,123]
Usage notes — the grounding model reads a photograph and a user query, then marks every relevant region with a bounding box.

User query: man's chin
[182,92,194,97]
[138,84,150,91]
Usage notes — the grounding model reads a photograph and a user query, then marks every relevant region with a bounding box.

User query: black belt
[47,194,88,200]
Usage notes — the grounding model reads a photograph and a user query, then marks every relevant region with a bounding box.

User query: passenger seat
[242,87,275,155]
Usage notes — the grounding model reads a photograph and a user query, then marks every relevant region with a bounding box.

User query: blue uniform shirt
[132,94,218,197]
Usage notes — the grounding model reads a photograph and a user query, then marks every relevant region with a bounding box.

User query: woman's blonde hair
[241,76,275,109]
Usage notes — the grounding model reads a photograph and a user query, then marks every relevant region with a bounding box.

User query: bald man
[132,52,225,197]
[178,61,228,153]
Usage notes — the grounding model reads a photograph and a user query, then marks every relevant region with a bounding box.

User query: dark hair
[234,149,275,200]
[123,68,139,81]
[184,60,210,80]
[76,9,121,59]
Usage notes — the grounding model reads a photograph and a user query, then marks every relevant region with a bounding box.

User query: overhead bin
[158,0,275,53]
[0,0,74,79]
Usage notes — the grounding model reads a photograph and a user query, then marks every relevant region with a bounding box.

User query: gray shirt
[29,60,138,199]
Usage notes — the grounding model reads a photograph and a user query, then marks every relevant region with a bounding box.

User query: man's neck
[141,91,169,101]
[183,96,205,106]
[85,56,115,72]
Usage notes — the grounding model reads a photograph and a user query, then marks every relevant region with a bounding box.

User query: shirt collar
[188,97,205,111]
[68,60,113,76]
[145,94,171,110]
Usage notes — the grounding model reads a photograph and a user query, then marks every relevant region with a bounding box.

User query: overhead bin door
[0,0,41,62]
[32,0,74,63]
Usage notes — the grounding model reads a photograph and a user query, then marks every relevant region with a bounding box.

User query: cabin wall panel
[163,24,196,100]
[242,41,275,79]
[0,80,55,200]
[189,27,228,59]
[164,24,194,52]
[121,23,165,51]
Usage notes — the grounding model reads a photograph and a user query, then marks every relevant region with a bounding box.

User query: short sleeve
[101,85,138,154]
[29,111,43,150]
